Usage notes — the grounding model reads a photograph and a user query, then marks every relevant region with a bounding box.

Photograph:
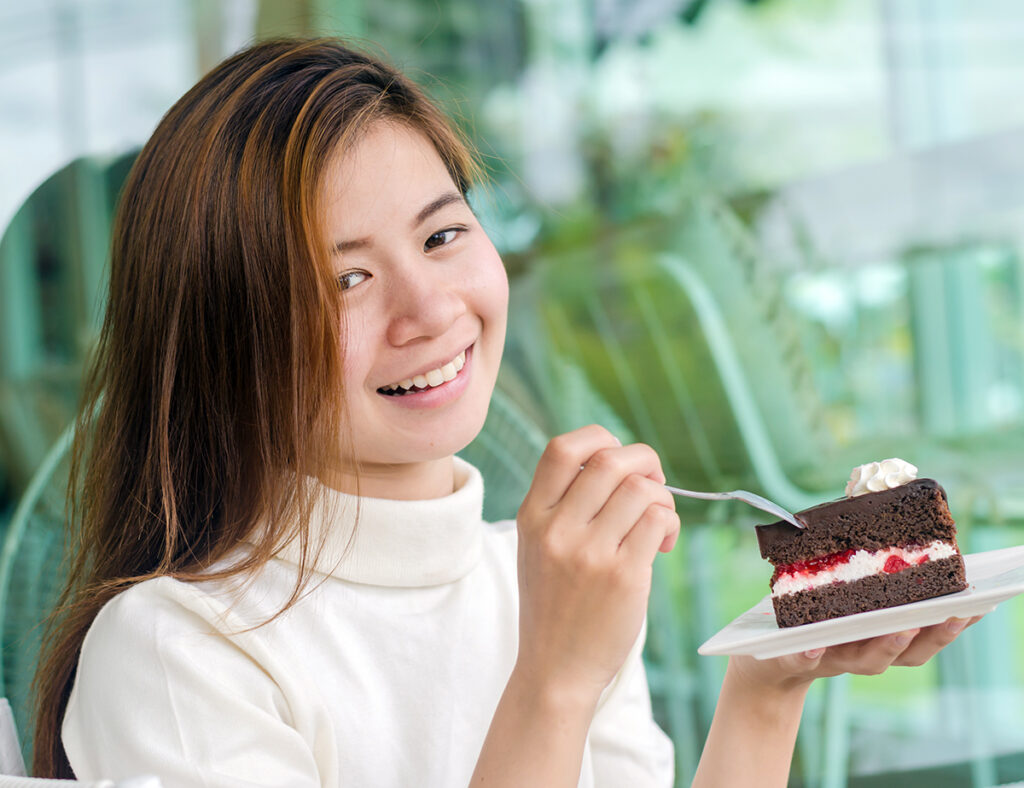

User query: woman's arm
[472,425,680,786]
[475,625,674,788]
[694,616,977,787]
[471,663,600,785]
[693,658,812,787]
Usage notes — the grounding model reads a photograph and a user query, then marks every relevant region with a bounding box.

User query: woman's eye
[337,270,369,291]
[424,228,460,251]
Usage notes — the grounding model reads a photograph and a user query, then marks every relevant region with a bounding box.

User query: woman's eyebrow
[332,191,467,254]
[333,236,369,254]
[414,191,465,228]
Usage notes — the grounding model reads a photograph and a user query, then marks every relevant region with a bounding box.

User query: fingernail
[803,648,825,660]
[946,617,969,635]
[892,632,915,648]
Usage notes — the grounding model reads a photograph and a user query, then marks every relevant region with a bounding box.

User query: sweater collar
[275,457,484,587]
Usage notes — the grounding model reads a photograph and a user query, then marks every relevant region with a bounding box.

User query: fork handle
[664,485,733,502]
[664,485,805,528]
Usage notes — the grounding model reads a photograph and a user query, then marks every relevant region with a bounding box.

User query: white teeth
[383,350,468,393]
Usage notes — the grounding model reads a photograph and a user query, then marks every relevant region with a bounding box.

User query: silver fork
[665,485,806,528]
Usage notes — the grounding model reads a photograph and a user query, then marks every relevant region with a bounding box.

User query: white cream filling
[382,350,466,392]
[771,540,957,598]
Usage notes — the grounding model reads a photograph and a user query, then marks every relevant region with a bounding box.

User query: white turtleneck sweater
[63,458,674,787]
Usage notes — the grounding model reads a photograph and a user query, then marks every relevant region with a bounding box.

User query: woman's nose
[384,269,466,346]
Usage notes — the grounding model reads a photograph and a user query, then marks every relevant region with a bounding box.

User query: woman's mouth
[377,349,467,396]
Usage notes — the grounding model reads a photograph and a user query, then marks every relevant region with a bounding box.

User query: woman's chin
[348,424,486,472]
[383,431,481,466]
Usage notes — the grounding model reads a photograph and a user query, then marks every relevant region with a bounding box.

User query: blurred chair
[0,152,137,510]
[0,699,25,776]
[0,421,73,767]
[458,372,549,523]
[0,151,135,760]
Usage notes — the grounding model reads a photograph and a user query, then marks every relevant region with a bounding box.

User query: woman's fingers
[523,430,670,540]
[523,425,621,511]
[819,628,922,675]
[756,629,923,682]
[891,616,979,667]
[557,442,667,522]
[732,615,985,693]
[585,472,678,555]
[579,457,673,543]
[795,615,982,677]
[827,616,981,673]
[618,502,681,565]
[513,429,679,697]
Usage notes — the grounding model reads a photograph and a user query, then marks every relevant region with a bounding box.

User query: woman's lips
[378,347,468,395]
[376,345,473,408]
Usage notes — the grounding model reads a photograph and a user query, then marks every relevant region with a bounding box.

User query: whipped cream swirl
[844,458,918,497]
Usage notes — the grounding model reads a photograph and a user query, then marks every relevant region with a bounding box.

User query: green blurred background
[2,1,1024,786]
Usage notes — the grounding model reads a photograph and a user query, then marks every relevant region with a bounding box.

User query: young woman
[33,38,975,787]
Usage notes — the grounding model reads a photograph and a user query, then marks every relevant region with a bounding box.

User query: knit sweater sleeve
[588,620,675,787]
[62,577,322,788]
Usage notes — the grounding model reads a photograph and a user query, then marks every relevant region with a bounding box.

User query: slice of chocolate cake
[756,461,968,628]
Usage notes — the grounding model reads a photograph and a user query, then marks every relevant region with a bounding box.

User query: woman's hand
[730,615,983,693]
[693,616,982,787]
[514,424,681,706]
[472,425,680,786]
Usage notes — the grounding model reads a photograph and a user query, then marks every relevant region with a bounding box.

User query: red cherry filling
[772,546,932,584]
[883,555,911,573]
[771,549,855,584]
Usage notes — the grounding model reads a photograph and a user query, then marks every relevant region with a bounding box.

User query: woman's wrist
[470,663,600,786]
[726,654,817,697]
[506,659,604,724]
[692,657,813,787]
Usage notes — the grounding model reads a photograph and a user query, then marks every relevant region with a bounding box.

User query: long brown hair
[33,37,481,777]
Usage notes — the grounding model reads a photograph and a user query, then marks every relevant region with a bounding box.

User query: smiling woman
[28,36,978,788]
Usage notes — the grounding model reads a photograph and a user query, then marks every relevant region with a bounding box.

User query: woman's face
[321,121,508,497]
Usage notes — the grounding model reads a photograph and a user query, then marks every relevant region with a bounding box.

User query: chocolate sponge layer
[756,479,957,566]
[772,555,968,627]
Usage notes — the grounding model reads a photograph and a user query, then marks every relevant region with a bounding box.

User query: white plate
[698,545,1024,659]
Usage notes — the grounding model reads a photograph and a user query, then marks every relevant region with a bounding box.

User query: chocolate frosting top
[755,478,955,565]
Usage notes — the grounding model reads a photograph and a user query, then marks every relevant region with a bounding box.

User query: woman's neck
[319,455,458,500]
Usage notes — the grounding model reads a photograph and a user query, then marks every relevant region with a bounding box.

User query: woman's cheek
[338,309,374,388]
[472,246,509,315]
